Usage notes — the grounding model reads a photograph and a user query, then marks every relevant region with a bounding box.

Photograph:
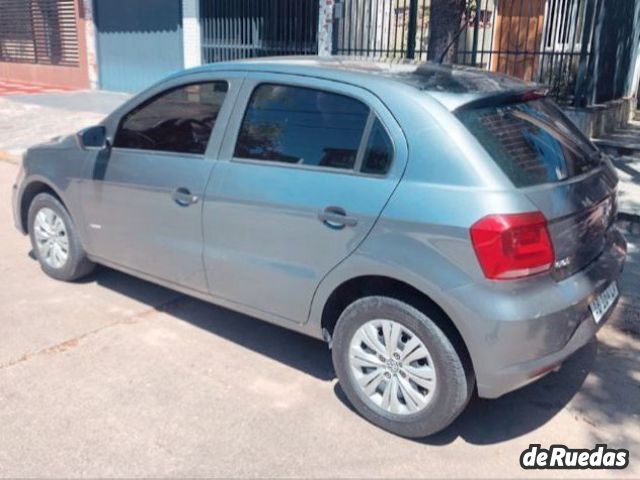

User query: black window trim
[231,82,395,178]
[112,80,230,158]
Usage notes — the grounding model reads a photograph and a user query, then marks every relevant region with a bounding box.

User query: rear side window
[114,81,228,155]
[362,118,393,175]
[457,98,600,187]
[234,84,370,170]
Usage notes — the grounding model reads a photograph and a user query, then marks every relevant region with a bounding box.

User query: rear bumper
[447,227,627,399]
[477,293,618,398]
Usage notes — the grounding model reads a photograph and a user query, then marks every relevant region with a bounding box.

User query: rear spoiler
[454,88,549,113]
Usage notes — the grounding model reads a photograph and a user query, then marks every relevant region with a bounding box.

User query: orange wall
[0,0,90,88]
[491,0,546,81]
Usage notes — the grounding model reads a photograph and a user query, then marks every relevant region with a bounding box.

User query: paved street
[0,93,639,478]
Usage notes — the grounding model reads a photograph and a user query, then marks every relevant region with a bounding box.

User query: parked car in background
[11,57,627,437]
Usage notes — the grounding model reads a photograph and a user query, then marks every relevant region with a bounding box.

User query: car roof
[177,56,536,110]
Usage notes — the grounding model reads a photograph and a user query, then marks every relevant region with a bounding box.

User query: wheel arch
[319,275,475,381]
[19,180,67,233]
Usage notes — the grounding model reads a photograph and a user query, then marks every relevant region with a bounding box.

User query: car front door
[202,74,407,322]
[80,75,240,292]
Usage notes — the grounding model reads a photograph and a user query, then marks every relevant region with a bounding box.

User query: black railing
[332,0,599,105]
[200,0,319,63]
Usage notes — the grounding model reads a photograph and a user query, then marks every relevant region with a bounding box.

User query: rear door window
[457,98,600,187]
[234,84,370,170]
[361,118,393,175]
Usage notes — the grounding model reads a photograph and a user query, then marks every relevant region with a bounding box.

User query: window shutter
[0,0,80,66]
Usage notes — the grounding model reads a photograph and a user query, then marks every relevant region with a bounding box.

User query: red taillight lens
[470,212,554,280]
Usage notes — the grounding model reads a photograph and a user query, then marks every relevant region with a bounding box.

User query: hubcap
[348,319,437,415]
[33,207,69,269]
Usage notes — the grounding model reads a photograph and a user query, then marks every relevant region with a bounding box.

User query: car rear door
[202,73,407,323]
[80,75,242,292]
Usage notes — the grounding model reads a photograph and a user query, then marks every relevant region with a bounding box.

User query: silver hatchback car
[12,57,627,437]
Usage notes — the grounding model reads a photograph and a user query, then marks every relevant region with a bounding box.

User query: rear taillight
[470,212,554,280]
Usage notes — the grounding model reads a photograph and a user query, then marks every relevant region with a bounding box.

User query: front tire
[332,296,472,438]
[28,192,95,282]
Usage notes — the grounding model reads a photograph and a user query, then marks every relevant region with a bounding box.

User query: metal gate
[94,0,184,92]
[0,0,80,66]
[332,0,429,59]
[332,0,599,105]
[200,0,318,63]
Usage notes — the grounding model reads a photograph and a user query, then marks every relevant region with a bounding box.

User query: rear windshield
[457,98,600,187]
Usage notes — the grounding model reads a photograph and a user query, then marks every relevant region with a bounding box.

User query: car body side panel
[307,184,539,339]
[201,73,409,323]
[15,136,94,246]
[79,150,216,291]
[310,201,626,398]
[75,73,244,292]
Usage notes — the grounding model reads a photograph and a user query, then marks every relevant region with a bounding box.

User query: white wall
[183,0,202,68]
[318,0,335,57]
[82,0,99,88]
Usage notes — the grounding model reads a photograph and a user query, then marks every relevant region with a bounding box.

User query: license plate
[589,282,619,324]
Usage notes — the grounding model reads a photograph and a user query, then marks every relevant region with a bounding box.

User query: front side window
[234,84,370,170]
[114,81,228,155]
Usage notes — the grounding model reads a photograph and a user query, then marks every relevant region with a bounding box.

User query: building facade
[0,0,638,110]
[0,0,91,88]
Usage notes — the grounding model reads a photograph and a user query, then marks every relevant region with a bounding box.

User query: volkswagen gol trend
[12,58,627,437]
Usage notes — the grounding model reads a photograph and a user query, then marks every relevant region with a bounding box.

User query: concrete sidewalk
[613,156,640,219]
[0,90,130,160]
[594,120,640,219]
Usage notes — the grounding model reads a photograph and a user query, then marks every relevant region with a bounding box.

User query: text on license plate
[589,282,619,324]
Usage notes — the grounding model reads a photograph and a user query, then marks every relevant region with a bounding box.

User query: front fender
[14,174,69,231]
[16,139,90,243]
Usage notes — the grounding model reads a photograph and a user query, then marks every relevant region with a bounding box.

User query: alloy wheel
[348,319,437,415]
[33,207,69,269]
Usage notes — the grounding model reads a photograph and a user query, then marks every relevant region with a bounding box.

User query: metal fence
[200,0,318,63]
[0,0,80,66]
[332,0,599,105]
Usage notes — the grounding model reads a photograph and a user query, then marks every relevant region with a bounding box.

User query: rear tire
[28,192,95,282]
[332,296,472,438]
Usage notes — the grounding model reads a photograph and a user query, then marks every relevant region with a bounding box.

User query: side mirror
[78,126,110,150]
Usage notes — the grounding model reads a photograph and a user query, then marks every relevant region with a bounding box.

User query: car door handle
[318,206,358,229]
[171,187,199,207]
